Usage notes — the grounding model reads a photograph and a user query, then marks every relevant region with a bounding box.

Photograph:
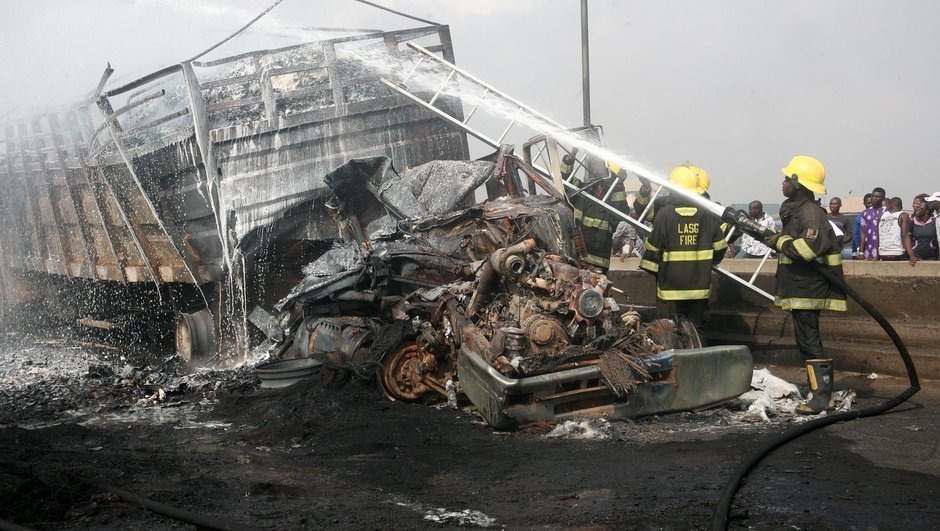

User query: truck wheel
[175,310,216,363]
[381,342,430,401]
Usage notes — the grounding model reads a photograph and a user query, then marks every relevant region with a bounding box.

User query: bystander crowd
[877,197,912,261]
[909,194,939,264]
[859,187,887,260]
[827,197,853,259]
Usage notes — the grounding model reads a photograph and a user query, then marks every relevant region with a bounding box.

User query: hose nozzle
[722,207,778,243]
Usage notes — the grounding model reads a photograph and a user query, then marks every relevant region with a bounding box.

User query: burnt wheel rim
[381,343,426,401]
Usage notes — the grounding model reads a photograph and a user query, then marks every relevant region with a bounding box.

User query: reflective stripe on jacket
[640,203,726,301]
[568,177,629,271]
[775,197,847,311]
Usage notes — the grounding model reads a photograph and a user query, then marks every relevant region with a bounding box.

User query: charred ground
[1,331,938,529]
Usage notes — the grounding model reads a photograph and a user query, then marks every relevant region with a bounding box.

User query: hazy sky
[2,0,938,206]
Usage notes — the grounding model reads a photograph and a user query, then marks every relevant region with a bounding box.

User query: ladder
[379,42,775,301]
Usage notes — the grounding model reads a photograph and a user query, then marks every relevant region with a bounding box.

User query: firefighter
[633,162,710,222]
[767,155,847,415]
[639,165,727,342]
[633,176,655,221]
[562,153,629,272]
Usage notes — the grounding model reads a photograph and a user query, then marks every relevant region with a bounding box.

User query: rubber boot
[795,358,835,415]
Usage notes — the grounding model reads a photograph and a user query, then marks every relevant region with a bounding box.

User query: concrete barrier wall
[608,258,940,380]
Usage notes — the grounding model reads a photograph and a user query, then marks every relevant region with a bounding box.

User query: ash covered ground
[1,331,938,529]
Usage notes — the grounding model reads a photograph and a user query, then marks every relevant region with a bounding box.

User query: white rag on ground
[739,368,803,421]
[739,368,855,422]
[547,418,612,440]
[750,368,802,399]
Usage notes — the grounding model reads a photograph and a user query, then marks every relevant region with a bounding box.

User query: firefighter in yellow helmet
[639,165,728,342]
[636,164,710,222]
[694,167,711,196]
[562,152,629,272]
[768,155,846,415]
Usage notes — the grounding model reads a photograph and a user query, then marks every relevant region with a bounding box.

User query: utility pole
[580,0,591,126]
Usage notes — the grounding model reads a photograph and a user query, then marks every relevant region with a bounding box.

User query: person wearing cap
[639,164,727,342]
[767,156,846,415]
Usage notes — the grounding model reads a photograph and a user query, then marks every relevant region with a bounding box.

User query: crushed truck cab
[458,343,753,430]
[273,152,754,429]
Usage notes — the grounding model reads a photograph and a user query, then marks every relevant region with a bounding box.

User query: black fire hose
[0,518,33,531]
[94,483,255,531]
[710,210,921,530]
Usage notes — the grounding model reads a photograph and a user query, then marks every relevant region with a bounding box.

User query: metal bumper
[457,344,753,429]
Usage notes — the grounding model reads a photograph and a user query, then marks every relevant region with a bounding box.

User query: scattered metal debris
[269,153,753,428]
[255,358,322,389]
[0,331,259,429]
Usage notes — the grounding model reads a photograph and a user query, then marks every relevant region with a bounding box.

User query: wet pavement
[1,331,938,529]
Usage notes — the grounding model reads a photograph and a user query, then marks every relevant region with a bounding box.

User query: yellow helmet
[693,166,710,195]
[670,164,709,194]
[781,155,826,194]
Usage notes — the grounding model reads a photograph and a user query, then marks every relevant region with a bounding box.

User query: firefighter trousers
[791,309,825,359]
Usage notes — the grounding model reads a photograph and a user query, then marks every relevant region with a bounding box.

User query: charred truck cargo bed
[0,26,469,355]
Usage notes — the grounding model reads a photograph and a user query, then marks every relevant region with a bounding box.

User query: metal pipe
[465,260,497,316]
[94,63,114,97]
[353,0,441,26]
[581,0,591,126]
[466,238,537,315]
[103,65,182,98]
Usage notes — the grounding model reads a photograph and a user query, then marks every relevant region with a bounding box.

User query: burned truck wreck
[0,20,752,428]
[273,152,753,429]
[0,25,470,357]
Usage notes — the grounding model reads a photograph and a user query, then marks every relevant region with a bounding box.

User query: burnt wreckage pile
[274,153,752,429]
[0,22,751,429]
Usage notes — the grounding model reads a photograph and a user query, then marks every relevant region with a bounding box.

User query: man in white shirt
[611,209,647,261]
[734,201,776,258]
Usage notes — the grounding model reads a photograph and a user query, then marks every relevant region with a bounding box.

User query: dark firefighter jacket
[639,201,727,301]
[634,190,739,245]
[774,197,847,311]
[633,186,655,222]
[563,161,629,270]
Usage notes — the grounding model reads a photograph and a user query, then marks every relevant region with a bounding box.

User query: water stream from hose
[336,42,722,214]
